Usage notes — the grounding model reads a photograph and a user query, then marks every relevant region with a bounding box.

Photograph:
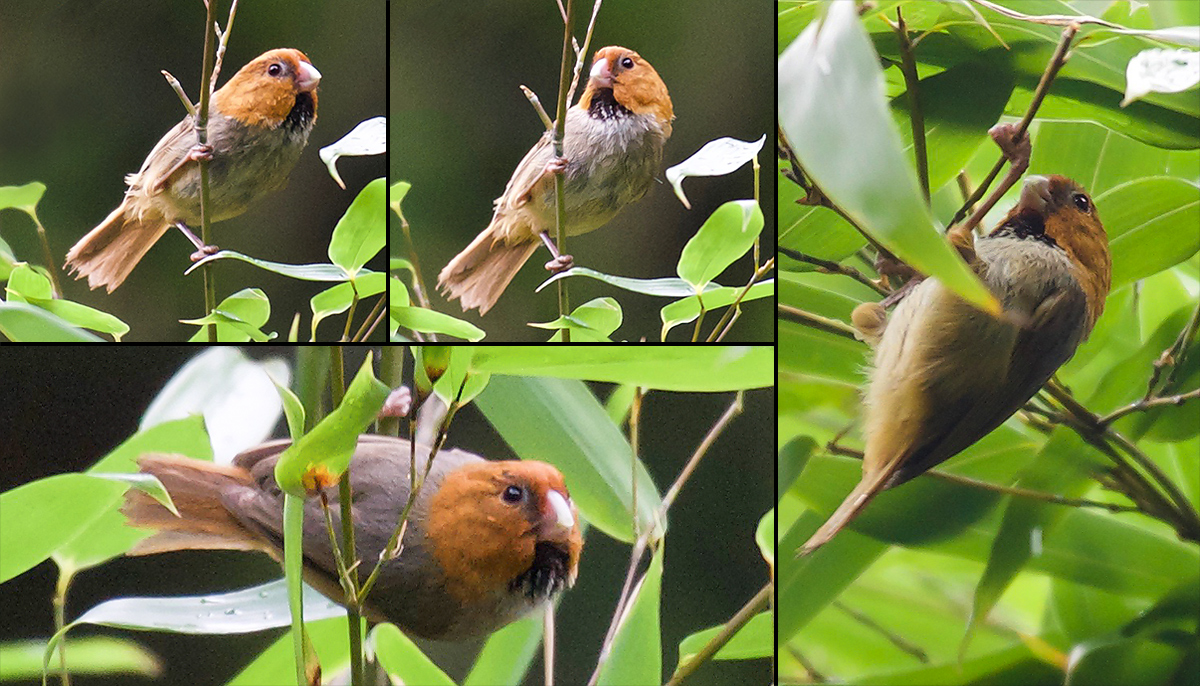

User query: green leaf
[310,271,386,340]
[756,509,774,567]
[389,181,412,218]
[1097,177,1200,289]
[227,616,348,686]
[778,0,999,315]
[594,546,664,686]
[677,200,764,290]
[5,265,128,339]
[471,346,773,391]
[0,474,126,584]
[530,296,621,342]
[0,301,103,341]
[464,615,543,686]
[475,375,662,543]
[660,280,774,339]
[372,623,455,686]
[964,429,1106,655]
[0,181,47,215]
[140,347,286,460]
[329,177,386,274]
[391,303,486,341]
[890,57,1015,195]
[676,611,773,669]
[273,353,390,496]
[183,288,273,342]
[0,637,160,681]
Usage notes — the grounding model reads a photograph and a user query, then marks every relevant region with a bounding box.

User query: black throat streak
[285,92,316,133]
[588,88,632,121]
[510,541,570,600]
[992,208,1058,248]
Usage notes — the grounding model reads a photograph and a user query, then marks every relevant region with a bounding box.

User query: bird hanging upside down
[799,124,1112,556]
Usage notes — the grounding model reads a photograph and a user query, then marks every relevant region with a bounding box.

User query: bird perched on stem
[122,435,582,640]
[438,45,673,314]
[66,48,320,292]
[799,157,1111,556]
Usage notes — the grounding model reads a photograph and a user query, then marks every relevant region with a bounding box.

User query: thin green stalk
[196,0,219,342]
[552,0,575,340]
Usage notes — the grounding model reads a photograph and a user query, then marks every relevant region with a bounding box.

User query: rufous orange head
[992,174,1111,328]
[425,460,582,607]
[213,48,320,130]
[580,46,673,135]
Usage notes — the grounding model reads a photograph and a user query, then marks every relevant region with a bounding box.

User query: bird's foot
[189,245,220,262]
[988,122,1030,176]
[186,143,214,163]
[544,254,574,274]
[545,156,568,175]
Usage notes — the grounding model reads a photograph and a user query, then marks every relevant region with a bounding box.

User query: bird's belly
[163,122,309,225]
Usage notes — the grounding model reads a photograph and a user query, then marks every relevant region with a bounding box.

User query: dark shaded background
[0,347,774,685]
[0,1,386,341]
[392,0,776,341]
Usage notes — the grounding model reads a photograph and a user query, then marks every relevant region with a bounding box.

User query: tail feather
[122,455,267,556]
[65,203,170,293]
[437,226,537,315]
[797,462,901,556]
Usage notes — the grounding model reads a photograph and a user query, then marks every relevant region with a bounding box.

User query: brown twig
[589,393,745,686]
[824,441,1139,513]
[1100,388,1200,426]
[1045,380,1200,542]
[886,8,929,202]
[778,304,860,341]
[779,248,888,296]
[665,583,772,686]
[1144,301,1200,399]
[708,257,776,342]
[949,23,1078,230]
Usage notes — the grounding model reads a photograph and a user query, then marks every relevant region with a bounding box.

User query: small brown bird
[799,174,1112,555]
[123,435,582,640]
[438,46,673,314]
[66,49,320,292]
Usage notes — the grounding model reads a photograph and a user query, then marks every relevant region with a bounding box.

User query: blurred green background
[0,347,774,685]
[392,0,776,341]
[0,1,386,341]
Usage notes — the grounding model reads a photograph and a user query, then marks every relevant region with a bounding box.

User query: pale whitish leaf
[319,117,386,189]
[539,266,724,298]
[1122,48,1200,107]
[666,135,766,208]
[187,251,359,281]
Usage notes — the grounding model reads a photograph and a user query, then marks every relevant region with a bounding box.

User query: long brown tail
[437,225,537,315]
[122,455,267,556]
[65,202,170,293]
[797,463,899,557]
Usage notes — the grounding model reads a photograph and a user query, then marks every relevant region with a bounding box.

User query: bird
[122,434,583,641]
[798,173,1111,556]
[437,45,674,314]
[65,48,321,292]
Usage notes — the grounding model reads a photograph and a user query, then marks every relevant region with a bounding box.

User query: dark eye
[268,62,283,77]
[502,485,524,504]
[620,56,635,69]
[1072,193,1092,213]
